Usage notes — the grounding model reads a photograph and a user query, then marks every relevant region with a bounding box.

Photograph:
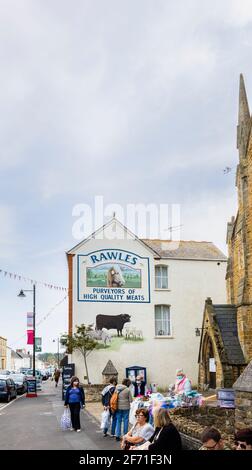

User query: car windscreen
[0,380,6,385]
[11,375,24,381]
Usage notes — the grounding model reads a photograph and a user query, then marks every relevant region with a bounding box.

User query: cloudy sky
[1,0,252,353]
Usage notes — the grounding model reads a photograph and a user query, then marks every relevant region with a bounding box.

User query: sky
[1,0,252,353]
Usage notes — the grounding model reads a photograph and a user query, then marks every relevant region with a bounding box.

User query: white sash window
[155,266,168,289]
[155,305,171,336]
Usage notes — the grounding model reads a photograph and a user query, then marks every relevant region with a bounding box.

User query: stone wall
[82,384,104,402]
[235,392,252,429]
[233,360,252,429]
[169,407,235,449]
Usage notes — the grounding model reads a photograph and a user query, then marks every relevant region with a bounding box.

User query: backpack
[110,389,122,414]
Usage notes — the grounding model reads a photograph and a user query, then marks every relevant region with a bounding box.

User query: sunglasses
[135,414,145,417]
[234,441,247,449]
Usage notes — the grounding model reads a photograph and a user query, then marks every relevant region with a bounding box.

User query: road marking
[0,394,25,412]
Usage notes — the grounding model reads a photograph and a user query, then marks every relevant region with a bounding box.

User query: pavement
[0,380,119,450]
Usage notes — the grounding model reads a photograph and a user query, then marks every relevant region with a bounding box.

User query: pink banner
[27,330,34,345]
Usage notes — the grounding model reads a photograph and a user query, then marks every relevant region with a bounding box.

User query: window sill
[154,289,171,292]
[154,336,174,339]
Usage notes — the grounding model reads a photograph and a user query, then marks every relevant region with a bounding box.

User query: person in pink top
[174,369,192,395]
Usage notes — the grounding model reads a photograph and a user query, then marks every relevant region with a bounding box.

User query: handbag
[100,409,110,430]
[60,408,71,430]
[123,440,131,450]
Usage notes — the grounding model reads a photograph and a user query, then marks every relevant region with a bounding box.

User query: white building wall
[6,347,12,371]
[69,224,227,388]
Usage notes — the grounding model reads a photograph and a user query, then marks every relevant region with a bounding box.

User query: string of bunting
[0,268,67,292]
[36,295,68,327]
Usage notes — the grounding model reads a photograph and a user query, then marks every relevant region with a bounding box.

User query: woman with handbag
[64,376,85,432]
[121,408,154,450]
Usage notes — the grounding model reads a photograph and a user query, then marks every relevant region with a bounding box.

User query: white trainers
[70,428,74,431]
[76,429,81,432]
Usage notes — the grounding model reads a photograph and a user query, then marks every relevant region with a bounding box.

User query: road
[0,379,118,450]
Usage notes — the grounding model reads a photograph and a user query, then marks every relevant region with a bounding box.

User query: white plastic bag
[100,409,110,430]
[61,408,71,430]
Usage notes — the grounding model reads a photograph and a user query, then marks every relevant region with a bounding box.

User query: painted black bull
[96,314,131,337]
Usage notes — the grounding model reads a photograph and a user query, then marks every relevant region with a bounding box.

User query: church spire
[237,74,251,160]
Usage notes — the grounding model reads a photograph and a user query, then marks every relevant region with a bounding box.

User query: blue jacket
[64,385,85,406]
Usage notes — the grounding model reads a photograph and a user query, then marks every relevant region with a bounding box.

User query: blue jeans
[115,409,129,438]
[104,412,117,436]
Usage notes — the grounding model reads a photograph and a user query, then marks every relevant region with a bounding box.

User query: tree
[37,353,64,364]
[60,324,98,384]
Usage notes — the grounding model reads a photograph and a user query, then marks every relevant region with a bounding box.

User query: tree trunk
[83,352,90,384]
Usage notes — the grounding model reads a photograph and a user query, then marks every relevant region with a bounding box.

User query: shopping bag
[100,409,110,430]
[61,408,71,430]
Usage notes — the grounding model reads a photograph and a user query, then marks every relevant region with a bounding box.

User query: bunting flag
[0,268,67,292]
[27,330,34,345]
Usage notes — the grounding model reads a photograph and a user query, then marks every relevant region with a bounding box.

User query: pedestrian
[54,369,60,387]
[115,378,133,442]
[132,375,146,398]
[130,408,182,452]
[174,368,192,395]
[234,428,252,450]
[121,408,154,450]
[199,427,229,450]
[101,376,118,438]
[64,376,85,432]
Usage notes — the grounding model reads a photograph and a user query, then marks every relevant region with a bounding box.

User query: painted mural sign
[77,249,150,303]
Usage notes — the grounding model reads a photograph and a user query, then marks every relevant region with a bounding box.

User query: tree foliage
[37,352,64,364]
[60,324,98,383]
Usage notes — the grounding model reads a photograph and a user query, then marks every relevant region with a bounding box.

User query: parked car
[9,374,28,395]
[0,376,17,402]
[19,367,31,375]
[39,370,48,381]
[0,370,10,375]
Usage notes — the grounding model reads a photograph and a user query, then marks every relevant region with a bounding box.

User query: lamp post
[18,285,36,377]
[53,338,60,368]
[195,327,207,337]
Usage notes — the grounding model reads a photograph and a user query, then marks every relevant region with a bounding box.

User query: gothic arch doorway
[202,334,216,389]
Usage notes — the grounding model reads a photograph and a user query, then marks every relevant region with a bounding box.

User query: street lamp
[18,284,36,377]
[53,338,60,368]
[195,327,207,337]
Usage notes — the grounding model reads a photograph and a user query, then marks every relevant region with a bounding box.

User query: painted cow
[107,266,125,287]
[96,314,131,337]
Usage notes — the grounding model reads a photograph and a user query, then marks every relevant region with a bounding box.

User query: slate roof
[233,360,252,391]
[141,240,227,261]
[11,350,22,359]
[102,360,118,375]
[213,305,246,365]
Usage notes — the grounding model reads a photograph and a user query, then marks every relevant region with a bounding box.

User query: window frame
[154,304,172,337]
[155,265,169,290]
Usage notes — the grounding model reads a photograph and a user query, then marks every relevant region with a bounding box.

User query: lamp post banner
[35,337,42,352]
[27,312,34,328]
[27,330,34,345]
